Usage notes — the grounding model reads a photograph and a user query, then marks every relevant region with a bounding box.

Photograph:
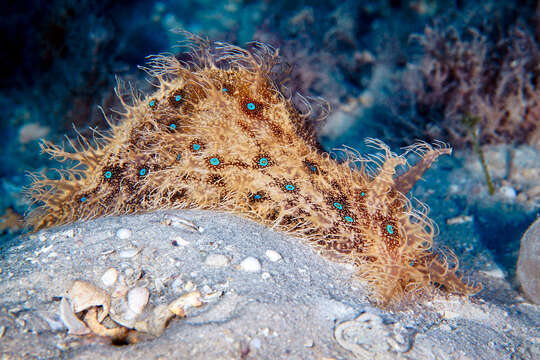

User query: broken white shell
[162,215,202,232]
[101,268,118,287]
[68,280,111,323]
[239,256,261,272]
[134,304,175,337]
[127,287,149,314]
[109,297,138,329]
[59,297,90,335]
[116,228,132,240]
[168,291,203,316]
[265,249,282,262]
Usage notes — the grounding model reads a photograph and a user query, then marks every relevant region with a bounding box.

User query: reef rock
[517,217,540,304]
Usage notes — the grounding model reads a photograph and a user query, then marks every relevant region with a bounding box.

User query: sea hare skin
[27,36,481,305]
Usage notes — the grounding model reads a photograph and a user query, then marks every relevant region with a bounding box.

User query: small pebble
[168,291,203,316]
[205,254,230,267]
[101,268,118,287]
[265,250,282,262]
[183,281,195,292]
[500,185,517,199]
[127,287,149,314]
[171,236,190,246]
[119,248,141,258]
[116,228,132,240]
[250,337,262,349]
[239,257,261,273]
[261,272,271,280]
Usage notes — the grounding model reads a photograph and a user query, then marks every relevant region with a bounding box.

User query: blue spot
[149,100,156,107]
[310,165,317,172]
[139,168,147,176]
[222,88,228,92]
[247,102,256,110]
[387,224,394,234]
[104,171,112,179]
[80,196,87,203]
[170,123,176,130]
[259,157,268,167]
[176,153,181,161]
[285,184,295,191]
[210,157,220,166]
[192,143,200,151]
[175,95,182,102]
[345,216,354,223]
[254,194,262,200]
[333,202,343,210]
[361,192,365,197]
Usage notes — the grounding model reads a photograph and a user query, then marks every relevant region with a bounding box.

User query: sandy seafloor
[1,0,540,359]
[0,207,539,359]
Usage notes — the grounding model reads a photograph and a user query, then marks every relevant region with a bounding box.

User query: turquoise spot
[170,123,176,130]
[387,224,394,234]
[259,157,268,166]
[345,216,354,223]
[175,95,182,102]
[285,184,295,191]
[192,143,200,151]
[104,171,112,179]
[333,202,343,210]
[361,192,365,197]
[254,194,262,200]
[80,196,87,203]
[247,102,256,110]
[149,100,155,107]
[210,157,220,166]
[176,153,181,161]
[139,168,147,176]
[222,88,228,92]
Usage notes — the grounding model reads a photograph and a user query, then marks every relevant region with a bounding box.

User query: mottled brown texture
[26,36,481,305]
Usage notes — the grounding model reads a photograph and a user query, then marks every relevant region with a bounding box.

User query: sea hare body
[27,36,481,305]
